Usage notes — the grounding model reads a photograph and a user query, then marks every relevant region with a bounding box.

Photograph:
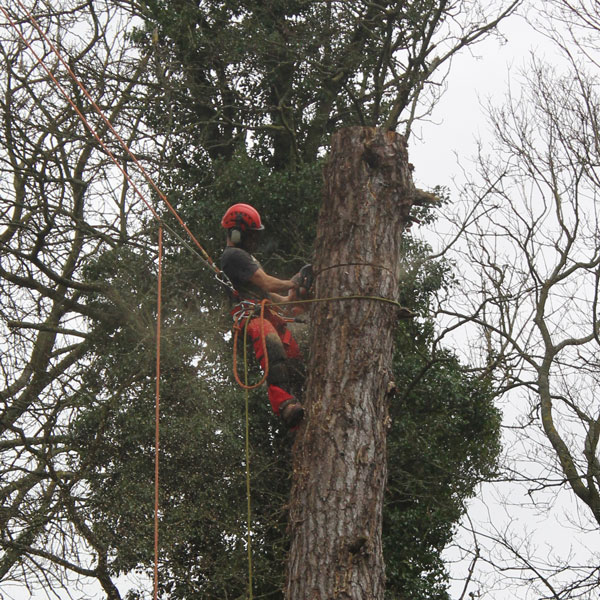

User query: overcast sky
[410,12,541,190]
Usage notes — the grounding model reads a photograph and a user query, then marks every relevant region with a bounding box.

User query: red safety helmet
[221,203,265,232]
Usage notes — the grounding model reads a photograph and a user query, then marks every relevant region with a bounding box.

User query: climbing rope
[231,291,412,390]
[154,226,163,600]
[231,291,413,392]
[242,321,254,600]
[315,261,399,284]
[265,293,414,324]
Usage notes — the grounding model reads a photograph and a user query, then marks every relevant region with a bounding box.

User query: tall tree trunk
[286,126,415,600]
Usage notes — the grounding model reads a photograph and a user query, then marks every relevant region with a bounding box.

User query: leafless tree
[0,2,158,597]
[435,1,600,597]
[0,1,528,599]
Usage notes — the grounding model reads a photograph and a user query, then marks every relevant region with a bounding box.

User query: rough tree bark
[286,126,415,600]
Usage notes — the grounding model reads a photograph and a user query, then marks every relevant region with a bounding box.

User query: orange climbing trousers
[233,304,302,416]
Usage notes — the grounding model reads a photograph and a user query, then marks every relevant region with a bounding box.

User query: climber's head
[221,203,265,251]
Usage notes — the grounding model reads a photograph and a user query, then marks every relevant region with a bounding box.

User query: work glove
[292,264,313,299]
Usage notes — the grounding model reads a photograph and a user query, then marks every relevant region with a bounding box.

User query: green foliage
[134,0,467,169]
[172,152,322,267]
[385,347,500,599]
[73,211,501,600]
[75,244,295,598]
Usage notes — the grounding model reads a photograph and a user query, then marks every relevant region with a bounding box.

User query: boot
[279,398,304,429]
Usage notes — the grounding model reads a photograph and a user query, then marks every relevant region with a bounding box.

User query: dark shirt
[220,246,267,301]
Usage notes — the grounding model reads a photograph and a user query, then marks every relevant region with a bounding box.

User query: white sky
[410,12,540,190]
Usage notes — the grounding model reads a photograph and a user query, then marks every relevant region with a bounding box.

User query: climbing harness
[232,299,271,390]
[231,299,262,325]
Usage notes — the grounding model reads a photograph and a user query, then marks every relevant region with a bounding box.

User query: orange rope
[232,299,270,390]
[0,9,181,597]
[7,1,221,274]
[154,226,163,600]
[0,5,161,223]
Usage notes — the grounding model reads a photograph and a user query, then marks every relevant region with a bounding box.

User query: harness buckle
[231,300,259,325]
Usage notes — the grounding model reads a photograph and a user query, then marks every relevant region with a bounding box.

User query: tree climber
[220,203,306,429]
